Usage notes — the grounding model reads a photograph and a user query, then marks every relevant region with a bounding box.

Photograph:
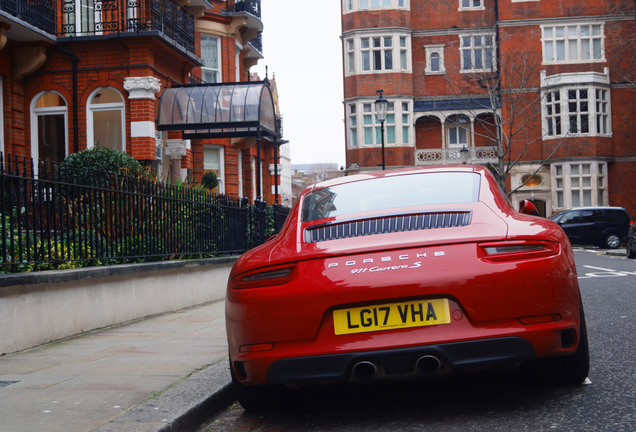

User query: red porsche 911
[225,165,589,410]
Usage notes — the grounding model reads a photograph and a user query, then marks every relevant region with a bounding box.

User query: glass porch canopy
[157,81,277,139]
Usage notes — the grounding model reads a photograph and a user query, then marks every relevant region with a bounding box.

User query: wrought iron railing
[58,0,195,53]
[249,32,263,54]
[226,0,261,18]
[0,153,289,273]
[0,0,55,35]
[415,146,499,165]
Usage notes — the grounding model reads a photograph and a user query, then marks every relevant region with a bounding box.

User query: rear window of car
[301,172,481,222]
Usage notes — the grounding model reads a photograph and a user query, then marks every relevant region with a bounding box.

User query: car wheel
[627,240,636,259]
[603,233,621,249]
[229,359,285,411]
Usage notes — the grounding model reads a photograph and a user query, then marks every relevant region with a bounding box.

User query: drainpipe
[59,44,79,153]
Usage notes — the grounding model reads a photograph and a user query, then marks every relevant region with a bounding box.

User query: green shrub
[58,147,144,186]
[201,171,219,190]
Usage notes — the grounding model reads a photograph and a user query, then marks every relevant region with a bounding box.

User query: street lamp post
[460,145,469,164]
[375,90,388,170]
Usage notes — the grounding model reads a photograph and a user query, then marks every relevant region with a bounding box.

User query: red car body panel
[226,166,583,386]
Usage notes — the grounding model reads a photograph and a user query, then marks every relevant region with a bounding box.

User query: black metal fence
[0,153,289,273]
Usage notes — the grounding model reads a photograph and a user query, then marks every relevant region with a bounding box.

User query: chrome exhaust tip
[352,361,378,379]
[416,355,442,374]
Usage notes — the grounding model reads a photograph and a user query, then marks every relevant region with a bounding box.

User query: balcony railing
[0,0,55,35]
[59,0,194,54]
[226,0,261,18]
[415,146,499,166]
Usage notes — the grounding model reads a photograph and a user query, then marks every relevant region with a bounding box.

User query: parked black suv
[549,207,632,249]
[627,224,636,258]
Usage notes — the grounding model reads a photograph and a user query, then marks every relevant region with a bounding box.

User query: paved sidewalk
[0,300,234,432]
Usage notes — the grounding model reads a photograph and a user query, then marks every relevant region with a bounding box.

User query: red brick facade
[341,0,635,217]
[1,0,279,205]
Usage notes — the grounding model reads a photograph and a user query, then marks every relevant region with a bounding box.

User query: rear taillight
[479,241,560,261]
[232,265,295,289]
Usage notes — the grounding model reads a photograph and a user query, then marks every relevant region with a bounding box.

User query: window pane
[387,126,395,144]
[93,110,122,152]
[545,41,554,62]
[385,50,393,69]
[364,127,373,144]
[474,49,483,69]
[37,114,66,163]
[568,39,578,60]
[373,50,382,70]
[431,52,440,71]
[463,50,472,69]
[556,40,565,60]
[593,39,602,58]
[362,52,370,70]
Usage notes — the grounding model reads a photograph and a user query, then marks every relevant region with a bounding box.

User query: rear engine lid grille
[304,211,472,243]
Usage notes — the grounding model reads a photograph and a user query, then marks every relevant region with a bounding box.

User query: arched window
[31,92,68,163]
[87,88,125,152]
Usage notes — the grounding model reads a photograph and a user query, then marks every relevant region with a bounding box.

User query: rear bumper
[262,337,535,385]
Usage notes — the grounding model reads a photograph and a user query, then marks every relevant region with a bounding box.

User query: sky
[253,2,346,168]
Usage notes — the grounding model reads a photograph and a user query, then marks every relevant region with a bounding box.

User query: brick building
[1,0,288,205]
[341,0,635,217]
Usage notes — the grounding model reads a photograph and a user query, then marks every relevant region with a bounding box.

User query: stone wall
[0,258,236,354]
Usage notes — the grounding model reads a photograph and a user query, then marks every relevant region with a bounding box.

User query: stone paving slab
[0,300,233,432]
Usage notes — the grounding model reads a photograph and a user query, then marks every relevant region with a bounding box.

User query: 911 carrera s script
[326,251,446,275]
[333,299,450,335]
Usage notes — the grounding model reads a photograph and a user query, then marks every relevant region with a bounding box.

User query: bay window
[542,23,604,64]
[344,33,411,76]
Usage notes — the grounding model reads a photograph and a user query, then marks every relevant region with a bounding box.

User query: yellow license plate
[333,299,450,335]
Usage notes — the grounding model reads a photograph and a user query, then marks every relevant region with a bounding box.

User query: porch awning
[157,81,277,139]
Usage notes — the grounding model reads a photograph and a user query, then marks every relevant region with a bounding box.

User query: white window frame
[347,98,412,149]
[541,22,605,65]
[86,87,126,152]
[424,45,446,75]
[459,0,484,11]
[345,32,411,76]
[551,162,607,211]
[343,0,409,13]
[348,104,358,148]
[459,32,496,73]
[235,42,241,82]
[203,145,225,194]
[30,91,69,164]
[201,34,221,83]
[540,70,611,139]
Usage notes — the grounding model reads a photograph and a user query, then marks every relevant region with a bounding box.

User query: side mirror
[519,200,539,216]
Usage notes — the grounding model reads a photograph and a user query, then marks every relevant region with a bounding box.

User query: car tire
[627,240,636,259]
[555,303,590,385]
[603,233,621,249]
[230,359,285,411]
[524,301,590,386]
